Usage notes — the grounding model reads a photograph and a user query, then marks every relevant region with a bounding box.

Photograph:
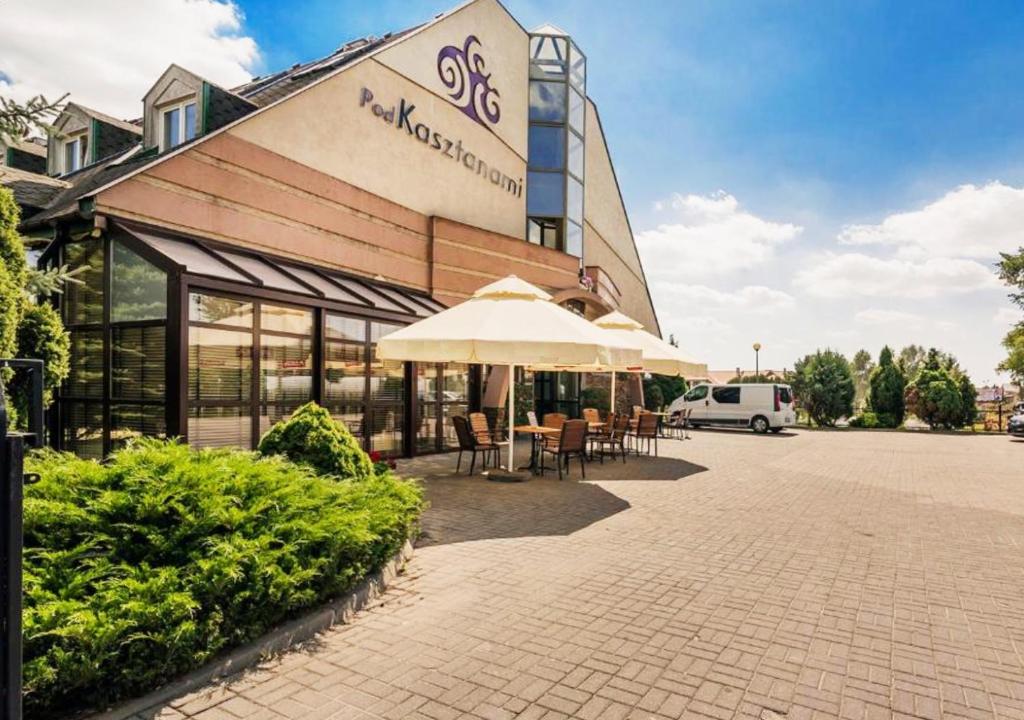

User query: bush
[258,401,374,481]
[848,412,879,429]
[22,438,423,717]
[579,385,609,414]
[11,302,70,419]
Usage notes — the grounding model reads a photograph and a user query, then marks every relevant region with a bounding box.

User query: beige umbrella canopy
[376,276,643,471]
[594,311,707,378]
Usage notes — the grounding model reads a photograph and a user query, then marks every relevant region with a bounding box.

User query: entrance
[534,371,580,419]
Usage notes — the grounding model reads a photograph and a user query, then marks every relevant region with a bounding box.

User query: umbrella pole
[610,371,616,414]
[507,364,515,470]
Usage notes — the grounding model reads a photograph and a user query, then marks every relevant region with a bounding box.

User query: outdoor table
[514,425,560,474]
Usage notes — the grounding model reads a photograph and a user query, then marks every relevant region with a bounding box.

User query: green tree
[851,349,874,412]
[0,93,66,144]
[867,346,906,427]
[905,367,963,430]
[898,344,927,378]
[0,187,71,425]
[791,349,855,427]
[643,374,686,408]
[956,371,978,428]
[997,248,1024,383]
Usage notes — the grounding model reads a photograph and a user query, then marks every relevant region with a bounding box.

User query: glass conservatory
[43,222,477,459]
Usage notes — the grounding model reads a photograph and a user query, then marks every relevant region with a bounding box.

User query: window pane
[164,107,180,148]
[370,321,403,343]
[64,239,104,325]
[285,266,367,305]
[568,131,584,180]
[111,404,166,450]
[326,313,367,342]
[441,402,468,449]
[189,293,253,327]
[351,282,411,314]
[80,135,89,166]
[712,386,741,404]
[569,89,585,136]
[188,406,251,449]
[527,217,562,250]
[325,342,366,404]
[66,330,103,398]
[328,405,364,444]
[215,251,310,294]
[63,402,104,459]
[112,240,167,321]
[184,103,197,140]
[113,326,165,400]
[567,176,583,224]
[529,81,566,122]
[566,221,583,258]
[569,42,586,89]
[188,326,252,402]
[143,236,248,283]
[260,304,312,335]
[417,401,438,453]
[63,140,77,173]
[369,405,403,456]
[528,125,565,170]
[261,334,313,405]
[443,363,469,402]
[527,171,564,217]
[370,359,405,404]
[529,35,567,79]
[417,364,439,404]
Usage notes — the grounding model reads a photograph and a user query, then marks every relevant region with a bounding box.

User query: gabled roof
[3,137,47,158]
[231,27,422,107]
[0,165,69,211]
[60,102,142,136]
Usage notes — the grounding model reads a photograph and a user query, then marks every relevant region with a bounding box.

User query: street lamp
[753,342,761,380]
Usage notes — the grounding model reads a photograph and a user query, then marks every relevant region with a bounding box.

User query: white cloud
[838,182,1024,260]
[653,282,796,314]
[637,191,802,279]
[993,307,1021,327]
[794,252,999,299]
[0,1,259,120]
[854,308,923,325]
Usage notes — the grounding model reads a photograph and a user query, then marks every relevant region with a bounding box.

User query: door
[710,385,742,424]
[681,384,710,424]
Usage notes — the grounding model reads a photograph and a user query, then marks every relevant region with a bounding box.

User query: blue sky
[4,0,1024,382]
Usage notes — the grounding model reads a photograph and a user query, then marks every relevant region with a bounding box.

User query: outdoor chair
[540,418,588,480]
[542,412,567,431]
[630,412,660,457]
[590,412,629,464]
[452,415,500,474]
[582,407,602,424]
[527,410,539,427]
[666,410,684,439]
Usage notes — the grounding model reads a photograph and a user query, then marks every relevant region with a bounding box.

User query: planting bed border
[85,539,416,720]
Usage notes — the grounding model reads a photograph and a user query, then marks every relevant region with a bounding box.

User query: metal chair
[630,412,660,456]
[452,415,500,474]
[540,419,588,480]
[590,412,629,464]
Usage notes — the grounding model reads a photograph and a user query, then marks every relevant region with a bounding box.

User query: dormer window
[161,101,197,150]
[62,133,89,174]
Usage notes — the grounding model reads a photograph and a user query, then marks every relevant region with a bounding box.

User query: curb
[87,539,416,720]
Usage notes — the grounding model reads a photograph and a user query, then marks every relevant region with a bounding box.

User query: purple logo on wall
[437,35,501,128]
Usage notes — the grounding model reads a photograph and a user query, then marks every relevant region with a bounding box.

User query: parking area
[152,430,1024,720]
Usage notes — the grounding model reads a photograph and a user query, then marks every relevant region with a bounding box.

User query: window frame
[61,132,89,174]
[160,99,199,151]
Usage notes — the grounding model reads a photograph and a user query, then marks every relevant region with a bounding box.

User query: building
[5,0,660,458]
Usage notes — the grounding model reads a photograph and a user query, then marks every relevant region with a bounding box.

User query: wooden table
[514,425,560,474]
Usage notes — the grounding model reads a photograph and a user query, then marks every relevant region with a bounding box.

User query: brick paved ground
[141,430,1024,720]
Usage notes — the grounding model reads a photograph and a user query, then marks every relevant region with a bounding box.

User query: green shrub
[11,302,70,419]
[868,346,906,426]
[22,438,422,718]
[849,411,879,429]
[579,385,609,414]
[258,401,374,481]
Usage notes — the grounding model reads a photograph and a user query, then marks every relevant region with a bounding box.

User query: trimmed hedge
[22,438,422,718]
[258,401,374,481]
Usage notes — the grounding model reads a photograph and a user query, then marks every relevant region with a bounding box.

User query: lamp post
[753,342,761,380]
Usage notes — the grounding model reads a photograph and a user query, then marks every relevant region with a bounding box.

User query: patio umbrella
[376,276,642,472]
[594,310,708,412]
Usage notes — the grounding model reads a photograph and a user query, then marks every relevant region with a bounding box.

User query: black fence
[0,359,44,720]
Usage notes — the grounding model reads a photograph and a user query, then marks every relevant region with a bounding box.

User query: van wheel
[751,416,769,434]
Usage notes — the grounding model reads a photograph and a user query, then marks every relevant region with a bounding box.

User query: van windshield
[684,385,708,401]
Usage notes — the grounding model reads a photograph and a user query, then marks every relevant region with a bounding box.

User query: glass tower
[526,25,586,259]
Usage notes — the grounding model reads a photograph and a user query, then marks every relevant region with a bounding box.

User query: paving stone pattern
[140,430,1024,720]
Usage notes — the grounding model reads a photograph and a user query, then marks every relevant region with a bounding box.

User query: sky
[3,0,1024,383]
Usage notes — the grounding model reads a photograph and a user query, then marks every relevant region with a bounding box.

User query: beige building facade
[13,0,659,457]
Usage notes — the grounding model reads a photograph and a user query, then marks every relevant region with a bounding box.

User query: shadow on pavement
[405,449,708,547]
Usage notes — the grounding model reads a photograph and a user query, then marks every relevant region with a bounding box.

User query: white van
[667,383,796,433]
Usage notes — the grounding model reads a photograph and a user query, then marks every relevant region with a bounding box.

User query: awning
[119,224,446,319]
